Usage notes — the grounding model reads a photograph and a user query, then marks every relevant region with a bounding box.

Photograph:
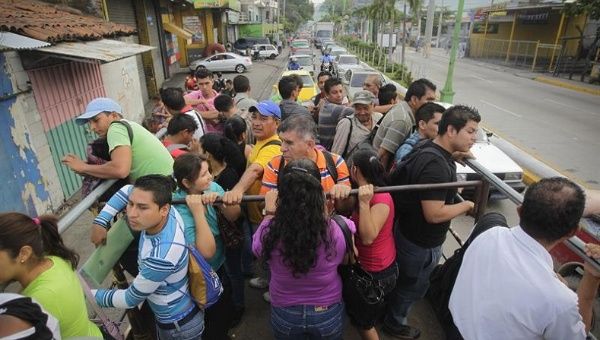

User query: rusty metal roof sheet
[0,0,136,44]
[0,31,50,50]
[39,39,155,62]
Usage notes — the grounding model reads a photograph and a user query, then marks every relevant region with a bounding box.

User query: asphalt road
[393,47,600,190]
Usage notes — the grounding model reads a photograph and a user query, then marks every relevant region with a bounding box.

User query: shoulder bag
[332,215,385,319]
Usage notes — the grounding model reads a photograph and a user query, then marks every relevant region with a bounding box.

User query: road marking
[543,98,598,116]
[480,99,523,118]
[471,75,492,83]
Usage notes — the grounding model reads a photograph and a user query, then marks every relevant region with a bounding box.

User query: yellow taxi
[270,70,318,103]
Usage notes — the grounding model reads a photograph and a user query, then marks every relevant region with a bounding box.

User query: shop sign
[472,22,499,34]
[227,11,240,24]
[183,16,204,44]
[519,11,550,25]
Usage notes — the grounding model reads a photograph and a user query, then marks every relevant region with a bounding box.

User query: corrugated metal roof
[0,31,50,50]
[38,39,154,62]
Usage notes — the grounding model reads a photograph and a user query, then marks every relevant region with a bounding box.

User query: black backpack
[277,150,338,183]
[389,140,450,217]
[90,120,133,203]
[425,212,509,340]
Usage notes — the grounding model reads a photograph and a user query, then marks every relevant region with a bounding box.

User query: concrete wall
[117,35,150,106]
[0,52,64,215]
[101,56,146,123]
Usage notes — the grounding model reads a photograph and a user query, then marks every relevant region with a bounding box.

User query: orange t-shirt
[260,148,350,195]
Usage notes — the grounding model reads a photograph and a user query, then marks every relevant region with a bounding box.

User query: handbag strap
[331,215,356,264]
[77,272,124,340]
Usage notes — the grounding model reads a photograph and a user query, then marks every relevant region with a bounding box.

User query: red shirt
[162,140,187,159]
[351,192,396,272]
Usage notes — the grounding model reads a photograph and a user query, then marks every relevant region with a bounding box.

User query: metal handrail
[54,140,600,273]
[58,179,117,234]
[58,127,167,234]
[170,181,483,204]
[465,158,600,273]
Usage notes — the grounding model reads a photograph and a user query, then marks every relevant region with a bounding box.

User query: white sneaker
[263,291,271,303]
[248,277,268,289]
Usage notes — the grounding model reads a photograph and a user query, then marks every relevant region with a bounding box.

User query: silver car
[343,69,384,99]
[189,53,252,73]
[334,54,361,78]
[329,47,348,61]
[289,54,315,76]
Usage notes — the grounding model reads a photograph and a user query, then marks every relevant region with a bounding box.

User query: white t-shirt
[449,226,586,340]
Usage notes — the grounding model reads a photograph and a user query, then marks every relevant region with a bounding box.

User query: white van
[252,44,279,59]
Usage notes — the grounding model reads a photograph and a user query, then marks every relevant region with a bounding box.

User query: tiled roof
[0,0,136,44]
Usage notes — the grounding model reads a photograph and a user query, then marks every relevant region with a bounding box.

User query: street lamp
[439,0,465,103]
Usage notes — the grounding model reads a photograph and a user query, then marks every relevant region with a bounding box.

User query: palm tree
[352,6,370,41]
[407,0,423,43]
[366,0,400,62]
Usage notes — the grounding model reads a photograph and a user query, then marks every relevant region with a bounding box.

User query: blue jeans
[241,219,256,276]
[271,303,344,340]
[384,229,442,330]
[156,309,204,340]
[225,242,245,309]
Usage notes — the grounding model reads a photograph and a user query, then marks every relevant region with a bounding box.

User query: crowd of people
[2,64,600,340]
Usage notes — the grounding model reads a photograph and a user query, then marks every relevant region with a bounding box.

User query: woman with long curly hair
[252,159,356,340]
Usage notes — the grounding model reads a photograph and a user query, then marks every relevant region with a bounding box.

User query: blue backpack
[177,242,223,309]
[154,241,223,309]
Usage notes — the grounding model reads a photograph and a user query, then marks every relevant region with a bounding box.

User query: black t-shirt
[393,140,457,248]
[214,166,240,191]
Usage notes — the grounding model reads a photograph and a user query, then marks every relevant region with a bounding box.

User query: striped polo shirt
[93,185,196,324]
[260,148,351,195]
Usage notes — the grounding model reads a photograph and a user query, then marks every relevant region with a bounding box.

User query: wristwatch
[262,208,276,216]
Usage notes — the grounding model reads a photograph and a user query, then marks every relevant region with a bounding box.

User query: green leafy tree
[563,0,600,20]
[407,0,424,39]
[283,0,314,32]
[562,0,600,60]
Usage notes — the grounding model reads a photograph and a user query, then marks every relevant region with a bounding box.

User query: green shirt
[107,119,173,180]
[22,256,102,339]
[173,182,226,271]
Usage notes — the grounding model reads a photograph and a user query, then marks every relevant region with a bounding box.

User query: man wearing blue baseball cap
[222,100,282,301]
[222,100,281,217]
[61,97,173,247]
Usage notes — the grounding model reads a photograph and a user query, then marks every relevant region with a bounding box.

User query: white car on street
[252,44,279,59]
[451,117,525,199]
[189,53,252,73]
[434,102,524,200]
[334,54,362,79]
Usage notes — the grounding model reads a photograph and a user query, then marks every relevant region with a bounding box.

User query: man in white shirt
[449,177,600,340]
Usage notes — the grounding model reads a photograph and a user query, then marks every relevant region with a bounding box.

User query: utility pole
[439,0,465,103]
[282,0,286,37]
[423,0,436,57]
[436,0,443,48]
[401,0,407,66]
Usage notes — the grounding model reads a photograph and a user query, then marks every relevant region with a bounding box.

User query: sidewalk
[392,46,600,96]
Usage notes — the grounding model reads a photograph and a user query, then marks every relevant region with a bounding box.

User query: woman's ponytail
[38,215,80,269]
